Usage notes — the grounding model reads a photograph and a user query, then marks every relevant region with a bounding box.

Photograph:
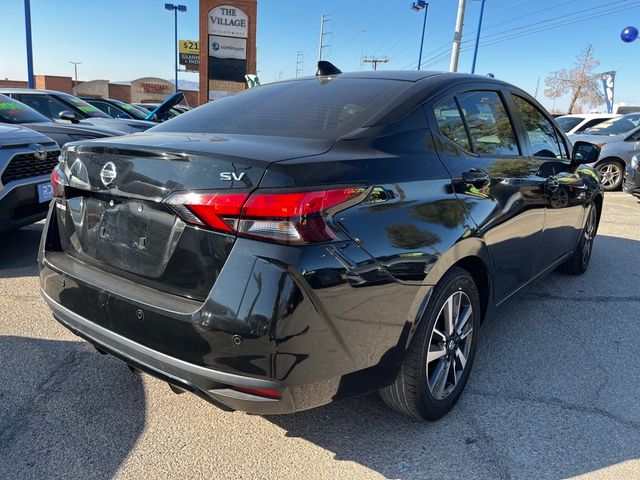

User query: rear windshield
[112,99,150,120]
[0,94,49,124]
[556,116,582,132]
[151,78,409,139]
[584,113,640,135]
[58,94,112,118]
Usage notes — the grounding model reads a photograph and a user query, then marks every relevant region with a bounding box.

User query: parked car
[0,88,155,134]
[0,93,124,146]
[40,66,603,420]
[79,96,152,121]
[0,124,60,232]
[556,113,617,135]
[570,112,640,191]
[623,154,640,197]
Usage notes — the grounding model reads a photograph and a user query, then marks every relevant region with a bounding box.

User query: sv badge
[220,172,246,181]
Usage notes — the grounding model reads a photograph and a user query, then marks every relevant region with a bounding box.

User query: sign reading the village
[208,5,248,38]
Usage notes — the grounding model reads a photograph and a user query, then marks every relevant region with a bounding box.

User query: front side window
[433,98,471,151]
[0,94,50,124]
[456,91,519,156]
[18,94,70,119]
[512,95,562,158]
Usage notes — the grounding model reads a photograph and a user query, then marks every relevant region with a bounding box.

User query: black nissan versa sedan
[39,65,603,420]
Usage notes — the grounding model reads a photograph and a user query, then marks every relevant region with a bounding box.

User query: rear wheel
[380,267,480,420]
[558,204,599,275]
[596,160,624,191]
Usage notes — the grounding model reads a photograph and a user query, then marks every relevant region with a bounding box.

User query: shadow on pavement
[267,235,640,479]
[0,223,43,278]
[0,336,145,480]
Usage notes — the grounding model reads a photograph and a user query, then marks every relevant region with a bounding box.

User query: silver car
[570,112,640,191]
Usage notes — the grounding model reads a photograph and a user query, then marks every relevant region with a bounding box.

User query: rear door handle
[461,168,490,188]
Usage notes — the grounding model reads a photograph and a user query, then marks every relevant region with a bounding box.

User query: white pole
[449,0,467,72]
[359,29,367,71]
[318,14,325,63]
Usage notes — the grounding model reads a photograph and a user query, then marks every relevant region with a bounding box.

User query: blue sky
[1,0,639,111]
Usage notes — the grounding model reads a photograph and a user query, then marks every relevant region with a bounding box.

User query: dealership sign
[208,5,248,38]
[179,40,199,70]
[209,35,247,60]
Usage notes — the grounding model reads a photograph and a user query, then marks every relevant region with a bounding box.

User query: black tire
[596,159,624,191]
[558,203,599,275]
[380,267,480,420]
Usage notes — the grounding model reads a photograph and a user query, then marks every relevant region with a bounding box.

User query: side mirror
[116,113,129,119]
[572,141,600,165]
[58,110,78,123]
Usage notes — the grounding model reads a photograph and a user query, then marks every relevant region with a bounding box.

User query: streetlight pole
[411,1,429,70]
[449,0,467,72]
[470,0,486,74]
[165,4,187,92]
[70,61,81,93]
[24,0,34,88]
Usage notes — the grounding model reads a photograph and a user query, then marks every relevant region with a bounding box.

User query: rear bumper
[42,289,296,414]
[0,176,50,232]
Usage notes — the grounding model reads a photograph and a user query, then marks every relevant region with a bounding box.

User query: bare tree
[545,43,604,114]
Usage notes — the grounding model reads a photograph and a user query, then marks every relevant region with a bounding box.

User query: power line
[415,0,639,70]
[420,1,640,69]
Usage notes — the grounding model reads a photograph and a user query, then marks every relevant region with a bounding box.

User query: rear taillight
[165,187,364,244]
[51,165,67,198]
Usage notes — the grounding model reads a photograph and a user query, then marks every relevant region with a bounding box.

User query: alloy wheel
[597,162,622,190]
[426,291,474,400]
[582,206,597,267]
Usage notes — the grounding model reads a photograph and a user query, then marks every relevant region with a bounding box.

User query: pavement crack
[467,390,640,431]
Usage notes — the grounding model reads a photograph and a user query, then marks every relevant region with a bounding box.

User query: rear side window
[434,98,471,151]
[456,91,519,156]
[556,116,582,132]
[152,78,409,139]
[576,118,608,133]
[512,95,563,158]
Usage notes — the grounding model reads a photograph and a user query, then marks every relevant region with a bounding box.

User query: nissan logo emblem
[100,161,117,187]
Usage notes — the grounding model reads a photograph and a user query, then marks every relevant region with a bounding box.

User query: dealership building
[0,75,199,106]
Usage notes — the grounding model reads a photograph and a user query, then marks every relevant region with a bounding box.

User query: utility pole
[24,0,34,88]
[359,29,367,71]
[318,14,331,62]
[70,61,81,94]
[362,56,389,71]
[534,76,541,99]
[449,0,467,72]
[296,51,304,77]
[470,0,486,74]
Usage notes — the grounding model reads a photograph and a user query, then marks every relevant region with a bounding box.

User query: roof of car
[558,113,618,119]
[0,88,68,95]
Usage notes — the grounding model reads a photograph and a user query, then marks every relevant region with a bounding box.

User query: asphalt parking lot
[0,192,639,480]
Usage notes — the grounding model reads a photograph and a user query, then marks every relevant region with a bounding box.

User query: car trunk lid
[53,132,332,300]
